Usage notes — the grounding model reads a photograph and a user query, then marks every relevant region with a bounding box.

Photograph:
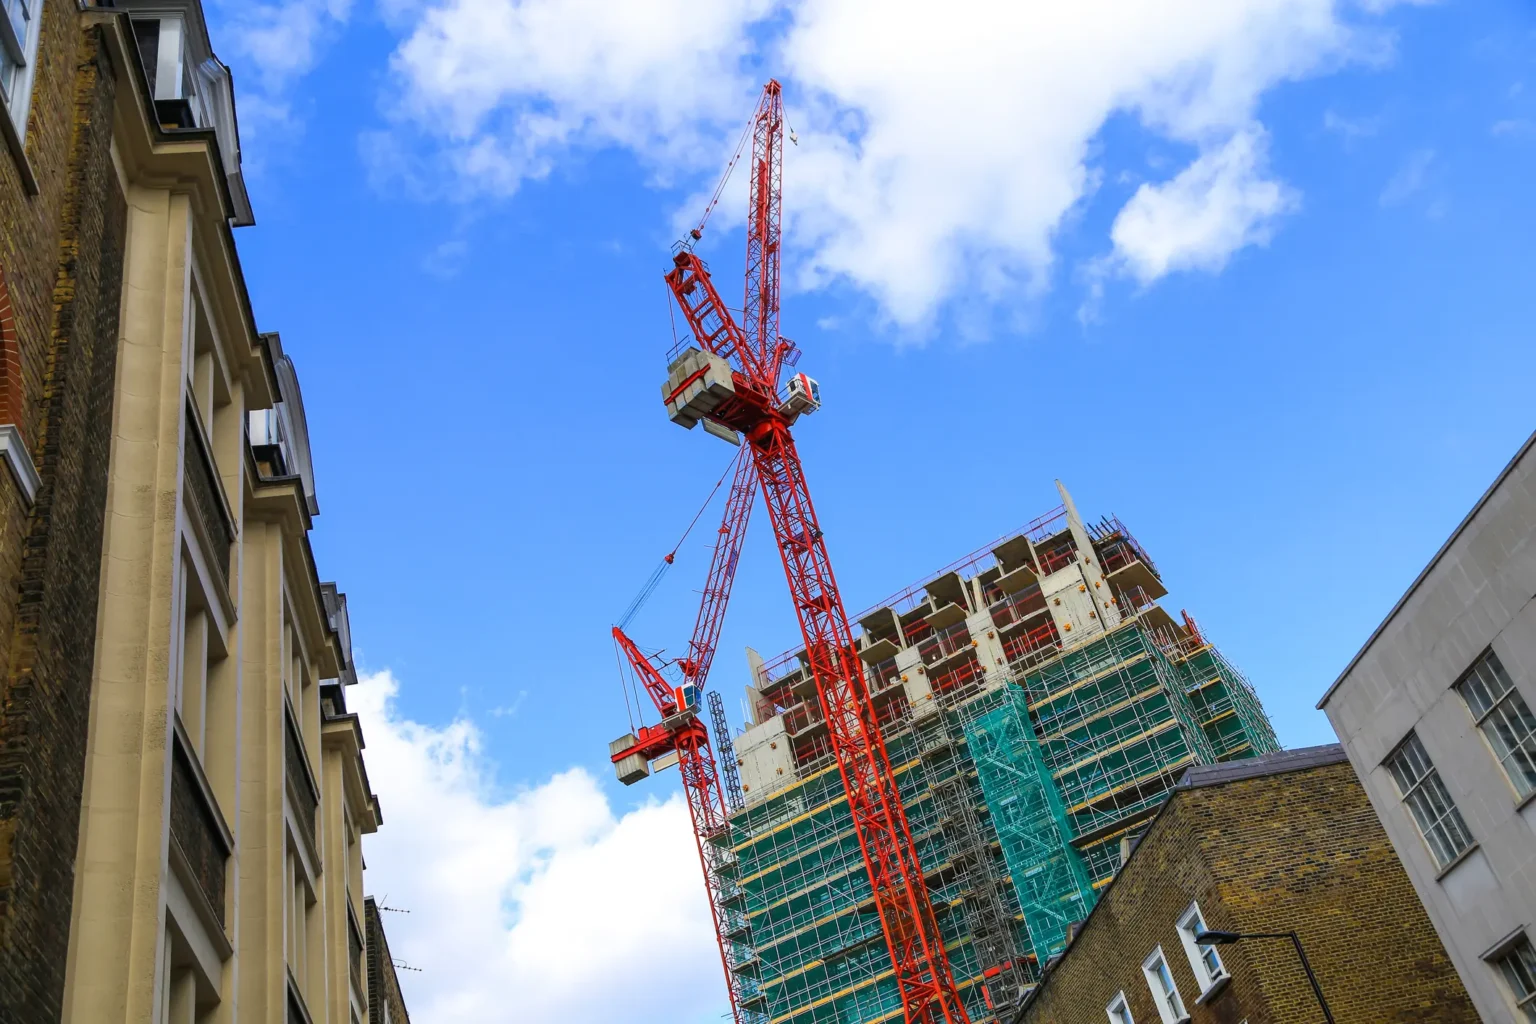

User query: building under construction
[719,485,1279,1024]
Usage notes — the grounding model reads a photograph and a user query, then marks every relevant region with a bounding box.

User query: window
[1497,936,1536,1022]
[1457,649,1536,799]
[1176,903,1226,992]
[0,0,40,136]
[1385,732,1474,869]
[1142,948,1188,1023]
[1106,992,1134,1024]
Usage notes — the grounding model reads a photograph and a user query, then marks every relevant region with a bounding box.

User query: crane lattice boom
[661,80,971,1024]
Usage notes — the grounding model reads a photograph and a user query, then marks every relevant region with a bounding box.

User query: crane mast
[660,80,971,1024]
[610,455,763,1024]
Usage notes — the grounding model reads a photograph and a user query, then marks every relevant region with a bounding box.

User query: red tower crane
[670,80,973,1023]
[612,80,970,1024]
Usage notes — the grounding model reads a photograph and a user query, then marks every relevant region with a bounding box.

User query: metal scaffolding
[725,506,1282,1024]
[962,686,1094,967]
[915,699,1031,1015]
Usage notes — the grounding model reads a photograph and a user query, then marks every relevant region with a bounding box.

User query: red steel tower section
[660,80,971,1024]
[610,620,761,1024]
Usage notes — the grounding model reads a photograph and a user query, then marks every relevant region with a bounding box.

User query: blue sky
[209,1,1534,1019]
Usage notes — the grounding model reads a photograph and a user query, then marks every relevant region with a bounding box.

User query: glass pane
[1504,940,1536,997]
[5,3,22,50]
[1461,650,1516,718]
[1483,691,1536,797]
[1389,735,1431,792]
[1404,775,1471,866]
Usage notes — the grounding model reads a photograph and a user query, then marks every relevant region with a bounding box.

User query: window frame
[1456,648,1536,800]
[1384,731,1475,869]
[1494,935,1536,1022]
[1105,991,1134,1024]
[0,0,42,138]
[1175,902,1227,993]
[1141,947,1189,1023]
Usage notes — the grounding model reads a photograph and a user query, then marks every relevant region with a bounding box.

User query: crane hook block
[662,347,736,434]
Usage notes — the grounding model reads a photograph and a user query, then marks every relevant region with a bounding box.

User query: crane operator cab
[674,683,699,715]
[778,373,821,425]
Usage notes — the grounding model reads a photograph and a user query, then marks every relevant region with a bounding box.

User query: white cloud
[226,0,353,88]
[1106,128,1297,284]
[353,670,724,1024]
[1492,118,1536,139]
[378,0,1430,325]
[387,0,772,191]
[1379,147,1434,206]
[208,0,354,144]
[1323,108,1380,141]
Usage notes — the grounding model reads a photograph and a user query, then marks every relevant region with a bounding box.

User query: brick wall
[0,19,126,1023]
[365,897,413,1024]
[1019,759,1476,1024]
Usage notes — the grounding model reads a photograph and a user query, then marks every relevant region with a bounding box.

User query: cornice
[322,713,381,834]
[88,13,274,410]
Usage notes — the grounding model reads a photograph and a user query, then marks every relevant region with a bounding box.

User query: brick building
[364,898,411,1024]
[0,0,409,1020]
[1014,746,1475,1024]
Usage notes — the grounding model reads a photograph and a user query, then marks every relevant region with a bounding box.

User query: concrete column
[63,186,193,1024]
[235,520,284,1021]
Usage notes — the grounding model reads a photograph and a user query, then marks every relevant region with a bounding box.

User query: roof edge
[1176,744,1346,789]
[1318,426,1536,710]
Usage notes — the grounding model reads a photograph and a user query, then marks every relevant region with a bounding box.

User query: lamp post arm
[1285,932,1336,1024]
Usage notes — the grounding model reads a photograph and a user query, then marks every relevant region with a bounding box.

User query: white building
[1320,429,1536,1023]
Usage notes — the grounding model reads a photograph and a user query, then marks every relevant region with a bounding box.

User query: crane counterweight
[663,347,736,430]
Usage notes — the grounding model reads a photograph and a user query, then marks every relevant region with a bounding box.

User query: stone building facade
[0,0,406,1021]
[1321,428,1536,1022]
[1015,746,1475,1024]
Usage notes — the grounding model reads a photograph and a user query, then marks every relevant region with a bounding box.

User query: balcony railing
[865,656,901,694]
[1004,619,1061,672]
[916,622,971,666]
[348,903,364,997]
[284,712,319,852]
[169,727,230,926]
[989,585,1046,630]
[1089,515,1158,578]
[782,699,824,738]
[1036,541,1077,576]
[183,404,234,586]
[928,653,986,701]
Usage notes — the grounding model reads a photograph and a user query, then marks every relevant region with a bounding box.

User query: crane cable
[688,107,758,243]
[615,448,744,632]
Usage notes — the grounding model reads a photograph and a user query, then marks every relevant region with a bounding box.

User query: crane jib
[611,76,971,1024]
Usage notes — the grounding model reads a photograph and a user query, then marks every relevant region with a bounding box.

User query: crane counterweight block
[663,347,736,431]
[609,715,707,786]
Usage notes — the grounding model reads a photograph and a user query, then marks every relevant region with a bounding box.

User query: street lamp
[1194,930,1336,1024]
